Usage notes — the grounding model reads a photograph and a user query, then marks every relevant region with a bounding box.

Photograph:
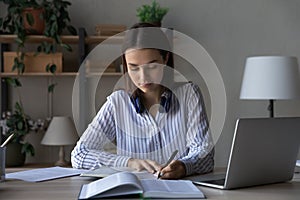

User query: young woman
[71,23,214,179]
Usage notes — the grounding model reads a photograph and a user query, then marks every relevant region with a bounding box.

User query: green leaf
[48,83,57,93]
[51,44,57,53]
[54,34,61,44]
[26,13,34,26]
[50,14,57,22]
[12,57,19,71]
[46,63,51,72]
[44,43,52,54]
[15,101,23,113]
[18,62,25,74]
[15,37,24,45]
[67,25,77,35]
[49,64,57,73]
[6,77,22,88]
[5,77,15,86]
[46,64,57,73]
[21,142,35,156]
[14,78,22,87]
[61,43,72,52]
[17,121,24,130]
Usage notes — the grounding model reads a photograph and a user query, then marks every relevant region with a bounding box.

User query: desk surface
[1,166,300,200]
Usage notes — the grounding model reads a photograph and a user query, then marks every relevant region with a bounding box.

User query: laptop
[189,117,300,189]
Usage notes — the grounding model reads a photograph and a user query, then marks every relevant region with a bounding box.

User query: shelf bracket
[0,43,9,114]
[77,28,88,134]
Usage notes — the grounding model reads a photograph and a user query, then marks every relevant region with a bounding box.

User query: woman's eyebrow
[128,59,158,67]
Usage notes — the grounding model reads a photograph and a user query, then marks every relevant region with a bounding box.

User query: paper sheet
[6,166,88,182]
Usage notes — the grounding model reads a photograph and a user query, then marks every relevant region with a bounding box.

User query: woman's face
[125,48,167,93]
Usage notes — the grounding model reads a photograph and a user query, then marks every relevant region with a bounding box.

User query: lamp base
[54,145,70,167]
[55,159,70,167]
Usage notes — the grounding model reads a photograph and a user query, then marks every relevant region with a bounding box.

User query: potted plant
[0,0,77,92]
[1,76,51,166]
[2,101,34,166]
[136,0,169,26]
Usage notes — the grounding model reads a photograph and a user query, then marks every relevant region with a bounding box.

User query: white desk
[1,166,299,200]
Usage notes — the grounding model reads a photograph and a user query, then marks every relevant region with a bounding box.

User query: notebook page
[79,172,142,199]
[141,179,205,198]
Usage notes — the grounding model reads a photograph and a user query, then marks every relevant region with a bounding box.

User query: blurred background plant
[136,0,169,26]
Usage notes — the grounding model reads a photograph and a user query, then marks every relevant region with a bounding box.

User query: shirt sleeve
[178,83,215,176]
[71,98,131,170]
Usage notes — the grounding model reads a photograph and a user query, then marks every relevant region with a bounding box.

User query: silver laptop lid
[225,117,300,189]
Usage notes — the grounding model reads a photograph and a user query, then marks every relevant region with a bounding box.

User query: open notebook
[78,171,205,199]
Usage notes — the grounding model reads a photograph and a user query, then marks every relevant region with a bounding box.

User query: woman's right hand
[127,158,162,174]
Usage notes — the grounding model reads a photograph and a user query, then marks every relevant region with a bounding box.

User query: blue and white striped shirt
[71,82,214,176]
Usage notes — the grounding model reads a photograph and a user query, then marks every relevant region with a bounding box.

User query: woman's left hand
[159,160,186,179]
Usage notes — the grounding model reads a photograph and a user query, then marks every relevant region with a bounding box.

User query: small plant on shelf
[136,0,169,26]
[0,0,77,92]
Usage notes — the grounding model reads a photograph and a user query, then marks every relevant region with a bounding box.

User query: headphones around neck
[130,91,172,114]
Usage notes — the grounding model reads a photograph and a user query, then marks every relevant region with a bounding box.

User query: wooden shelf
[86,72,123,77]
[0,72,123,77]
[0,72,76,77]
[0,35,79,44]
[85,35,123,44]
[0,34,123,44]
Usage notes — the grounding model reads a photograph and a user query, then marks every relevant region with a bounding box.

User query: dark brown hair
[122,22,174,92]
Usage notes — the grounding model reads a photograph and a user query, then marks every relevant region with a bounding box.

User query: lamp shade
[41,116,79,146]
[240,56,300,100]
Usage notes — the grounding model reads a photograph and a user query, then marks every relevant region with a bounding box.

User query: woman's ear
[164,52,170,65]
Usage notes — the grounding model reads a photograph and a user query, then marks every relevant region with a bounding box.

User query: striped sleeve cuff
[179,151,214,176]
[114,156,132,167]
[179,159,194,176]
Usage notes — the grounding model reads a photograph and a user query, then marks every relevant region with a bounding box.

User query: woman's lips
[140,83,152,88]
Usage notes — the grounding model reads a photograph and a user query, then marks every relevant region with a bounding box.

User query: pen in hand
[157,150,178,179]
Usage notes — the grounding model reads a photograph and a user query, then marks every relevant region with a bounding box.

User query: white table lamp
[240,56,300,117]
[41,116,79,166]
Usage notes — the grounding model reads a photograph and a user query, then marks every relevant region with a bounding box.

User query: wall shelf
[0,28,124,134]
[0,34,123,44]
[0,72,123,77]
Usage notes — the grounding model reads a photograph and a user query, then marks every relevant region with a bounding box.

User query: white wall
[1,0,300,166]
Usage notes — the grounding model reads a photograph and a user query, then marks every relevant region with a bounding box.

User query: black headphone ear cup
[136,97,143,113]
[159,92,172,113]
[131,96,144,113]
[160,97,167,113]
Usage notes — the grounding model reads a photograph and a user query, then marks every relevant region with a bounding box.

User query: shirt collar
[130,88,173,114]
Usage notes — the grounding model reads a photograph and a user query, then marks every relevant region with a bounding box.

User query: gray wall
[1,0,300,166]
